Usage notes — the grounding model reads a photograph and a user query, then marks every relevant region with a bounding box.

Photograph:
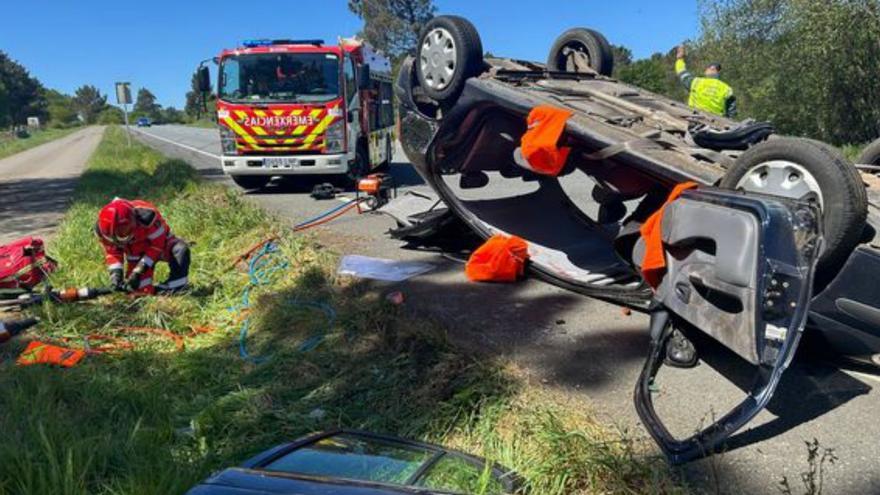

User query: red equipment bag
[465,234,530,283]
[0,237,57,290]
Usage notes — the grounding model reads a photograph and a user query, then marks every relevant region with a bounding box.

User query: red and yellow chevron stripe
[217,99,342,153]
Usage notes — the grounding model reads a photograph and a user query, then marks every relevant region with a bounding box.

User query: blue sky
[1,1,699,109]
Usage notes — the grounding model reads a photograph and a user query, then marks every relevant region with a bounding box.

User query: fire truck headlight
[324,120,345,154]
[220,126,237,155]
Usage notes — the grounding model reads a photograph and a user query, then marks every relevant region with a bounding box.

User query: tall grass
[0,127,686,494]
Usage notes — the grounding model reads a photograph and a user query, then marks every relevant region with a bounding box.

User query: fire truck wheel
[347,144,370,183]
[416,15,484,106]
[231,175,270,191]
[380,137,393,169]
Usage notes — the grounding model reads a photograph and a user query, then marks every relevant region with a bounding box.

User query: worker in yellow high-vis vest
[674,45,737,118]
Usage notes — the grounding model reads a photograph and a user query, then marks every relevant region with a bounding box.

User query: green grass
[0,127,84,160]
[840,143,866,163]
[185,119,217,129]
[0,126,686,495]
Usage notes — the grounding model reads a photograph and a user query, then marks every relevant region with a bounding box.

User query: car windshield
[263,433,433,485]
[219,52,340,104]
[261,433,508,494]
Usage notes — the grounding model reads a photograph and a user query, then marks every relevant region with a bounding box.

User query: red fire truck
[197,38,395,190]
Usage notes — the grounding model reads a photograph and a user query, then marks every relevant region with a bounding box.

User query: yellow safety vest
[688,78,733,116]
[675,59,733,117]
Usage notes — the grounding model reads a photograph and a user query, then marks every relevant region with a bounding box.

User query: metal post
[115,81,133,147]
[122,102,131,147]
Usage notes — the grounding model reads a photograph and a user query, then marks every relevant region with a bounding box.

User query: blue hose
[294,200,354,229]
[235,240,332,362]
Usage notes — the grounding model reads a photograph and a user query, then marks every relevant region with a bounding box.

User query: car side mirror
[357,64,371,90]
[197,66,211,93]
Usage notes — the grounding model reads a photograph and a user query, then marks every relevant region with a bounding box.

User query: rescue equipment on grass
[519,105,573,176]
[0,286,113,310]
[17,341,85,367]
[639,182,698,288]
[0,317,38,344]
[232,240,334,363]
[465,234,530,282]
[96,198,190,295]
[0,237,57,290]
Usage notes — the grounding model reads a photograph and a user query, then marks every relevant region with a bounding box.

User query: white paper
[337,255,434,282]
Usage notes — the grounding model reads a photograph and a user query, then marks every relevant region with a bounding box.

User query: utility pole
[115,82,132,147]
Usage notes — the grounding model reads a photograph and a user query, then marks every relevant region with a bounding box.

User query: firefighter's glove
[109,268,126,292]
[125,265,146,292]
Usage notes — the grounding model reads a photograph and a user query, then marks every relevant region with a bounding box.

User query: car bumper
[220,152,352,176]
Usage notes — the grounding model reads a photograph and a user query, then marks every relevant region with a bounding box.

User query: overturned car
[390,15,880,463]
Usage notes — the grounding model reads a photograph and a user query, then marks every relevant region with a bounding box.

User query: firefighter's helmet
[97,198,135,245]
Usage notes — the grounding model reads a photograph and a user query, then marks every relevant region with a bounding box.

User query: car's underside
[387,15,880,463]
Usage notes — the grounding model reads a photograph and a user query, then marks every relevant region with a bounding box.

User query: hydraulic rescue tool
[0,317,39,344]
[0,286,113,310]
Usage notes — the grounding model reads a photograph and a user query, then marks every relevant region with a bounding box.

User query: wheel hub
[420,27,457,90]
[734,160,824,210]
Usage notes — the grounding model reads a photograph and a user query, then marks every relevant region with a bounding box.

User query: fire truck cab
[201,38,395,190]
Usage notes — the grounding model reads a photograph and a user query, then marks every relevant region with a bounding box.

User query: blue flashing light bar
[242,39,324,48]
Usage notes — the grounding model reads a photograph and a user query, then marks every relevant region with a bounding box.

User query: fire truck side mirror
[197,66,211,93]
[357,64,371,90]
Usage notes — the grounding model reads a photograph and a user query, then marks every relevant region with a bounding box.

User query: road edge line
[131,127,221,160]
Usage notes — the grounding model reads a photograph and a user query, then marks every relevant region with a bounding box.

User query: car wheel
[231,175,270,191]
[546,28,614,76]
[415,15,484,106]
[720,137,867,273]
[856,137,880,165]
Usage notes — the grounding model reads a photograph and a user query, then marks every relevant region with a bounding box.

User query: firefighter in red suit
[95,198,191,294]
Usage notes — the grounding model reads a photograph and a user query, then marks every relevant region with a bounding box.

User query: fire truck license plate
[264,158,297,169]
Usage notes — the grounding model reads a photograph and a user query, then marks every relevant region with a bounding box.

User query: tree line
[349,0,880,147]
[610,0,880,146]
[0,51,189,130]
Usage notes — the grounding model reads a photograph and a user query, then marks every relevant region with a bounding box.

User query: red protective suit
[96,199,185,294]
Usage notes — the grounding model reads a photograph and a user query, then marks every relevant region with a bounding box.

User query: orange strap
[465,234,530,283]
[17,341,85,367]
[521,105,573,176]
[639,182,698,288]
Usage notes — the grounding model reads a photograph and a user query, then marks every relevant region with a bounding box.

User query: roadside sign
[26,117,40,128]
[115,82,132,105]
[115,81,132,146]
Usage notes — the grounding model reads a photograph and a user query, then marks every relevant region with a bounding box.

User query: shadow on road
[0,176,79,241]
[244,160,427,196]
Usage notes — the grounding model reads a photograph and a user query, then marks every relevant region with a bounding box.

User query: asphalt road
[133,124,880,494]
[0,126,104,244]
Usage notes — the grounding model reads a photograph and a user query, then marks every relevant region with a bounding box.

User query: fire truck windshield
[219,52,340,104]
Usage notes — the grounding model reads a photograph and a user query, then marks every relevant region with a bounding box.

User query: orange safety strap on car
[521,105,573,176]
[639,182,698,288]
[465,234,530,282]
[17,341,85,368]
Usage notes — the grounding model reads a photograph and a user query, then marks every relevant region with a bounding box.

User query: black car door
[633,188,822,463]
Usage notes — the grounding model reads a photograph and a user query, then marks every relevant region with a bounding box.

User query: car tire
[856,137,880,165]
[415,15,484,106]
[231,175,270,191]
[720,137,867,273]
[546,28,614,76]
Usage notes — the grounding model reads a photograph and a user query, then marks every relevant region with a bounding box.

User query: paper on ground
[337,255,434,282]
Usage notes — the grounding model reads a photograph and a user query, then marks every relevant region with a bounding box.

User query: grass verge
[0,126,686,495]
[185,119,217,129]
[0,127,84,160]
